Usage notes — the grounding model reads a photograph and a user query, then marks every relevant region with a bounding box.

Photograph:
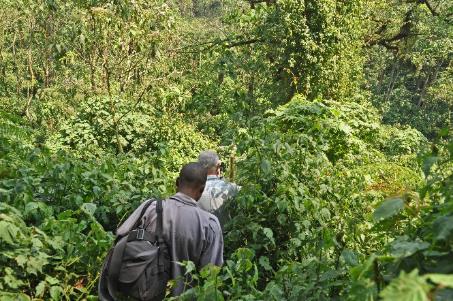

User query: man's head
[198,150,221,176]
[176,162,208,201]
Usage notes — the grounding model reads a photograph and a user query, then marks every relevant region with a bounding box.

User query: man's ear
[216,165,221,176]
[199,184,205,194]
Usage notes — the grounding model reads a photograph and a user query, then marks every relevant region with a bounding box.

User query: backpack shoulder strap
[115,199,155,243]
[132,198,155,230]
[156,199,163,240]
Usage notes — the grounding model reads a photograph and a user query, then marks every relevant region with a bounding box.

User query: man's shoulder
[163,196,219,222]
[204,209,220,222]
[195,204,220,222]
[165,198,222,239]
[209,178,239,191]
[191,204,221,231]
[164,193,198,207]
[200,209,222,234]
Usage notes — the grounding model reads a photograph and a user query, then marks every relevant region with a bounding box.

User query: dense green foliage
[364,0,452,138]
[0,0,451,300]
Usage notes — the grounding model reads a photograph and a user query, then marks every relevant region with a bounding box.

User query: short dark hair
[178,162,207,188]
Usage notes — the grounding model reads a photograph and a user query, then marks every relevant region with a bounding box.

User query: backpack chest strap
[127,229,156,242]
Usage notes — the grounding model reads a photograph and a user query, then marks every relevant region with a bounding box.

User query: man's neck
[177,189,198,201]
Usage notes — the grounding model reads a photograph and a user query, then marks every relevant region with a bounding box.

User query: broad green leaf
[45,275,60,286]
[432,216,453,242]
[260,159,271,175]
[350,254,377,281]
[320,269,342,281]
[15,255,27,267]
[320,208,331,220]
[26,254,49,275]
[262,228,275,245]
[35,281,46,297]
[47,235,65,251]
[50,286,64,301]
[259,256,273,271]
[331,108,341,117]
[277,214,286,224]
[390,237,430,258]
[373,198,405,222]
[425,274,453,288]
[266,282,284,300]
[0,292,30,301]
[3,267,25,289]
[0,220,21,245]
[31,237,44,249]
[422,156,438,175]
[183,261,196,275]
[341,249,359,266]
[24,202,39,215]
[81,203,97,216]
[380,270,431,301]
[199,264,221,279]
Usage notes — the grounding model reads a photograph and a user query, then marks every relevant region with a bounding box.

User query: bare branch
[224,38,264,48]
[419,0,439,16]
[174,35,264,54]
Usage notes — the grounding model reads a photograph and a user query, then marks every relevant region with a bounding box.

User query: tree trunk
[23,49,35,120]
[103,39,123,154]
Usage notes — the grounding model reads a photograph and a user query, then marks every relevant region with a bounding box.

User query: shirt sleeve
[229,182,241,194]
[199,216,224,267]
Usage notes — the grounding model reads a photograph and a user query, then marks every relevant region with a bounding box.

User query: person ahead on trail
[116,162,224,296]
[197,150,240,226]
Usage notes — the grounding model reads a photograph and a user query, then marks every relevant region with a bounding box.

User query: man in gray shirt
[197,150,240,226]
[116,162,224,296]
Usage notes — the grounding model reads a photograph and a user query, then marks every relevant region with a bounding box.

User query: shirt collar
[207,175,220,181]
[171,192,198,207]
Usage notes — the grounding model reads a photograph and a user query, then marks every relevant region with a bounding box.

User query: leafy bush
[0,201,112,300]
[0,0,450,298]
[345,137,453,300]
[0,113,178,299]
[48,96,217,172]
[208,95,424,299]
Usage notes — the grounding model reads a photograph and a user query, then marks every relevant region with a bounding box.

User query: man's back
[198,175,239,222]
[117,192,223,296]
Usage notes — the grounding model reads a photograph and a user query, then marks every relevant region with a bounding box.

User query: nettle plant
[0,201,112,300]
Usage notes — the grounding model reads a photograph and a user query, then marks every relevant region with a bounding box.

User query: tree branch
[174,35,264,54]
[248,0,276,9]
[377,41,399,52]
[366,7,414,51]
[419,0,439,16]
[224,38,264,48]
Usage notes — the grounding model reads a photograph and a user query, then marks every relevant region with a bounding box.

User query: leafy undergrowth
[176,97,452,301]
[0,0,451,299]
[0,114,177,299]
[2,95,451,300]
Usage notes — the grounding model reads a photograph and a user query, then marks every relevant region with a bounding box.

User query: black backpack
[98,199,171,301]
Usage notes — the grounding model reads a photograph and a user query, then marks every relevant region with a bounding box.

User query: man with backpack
[99,162,224,300]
